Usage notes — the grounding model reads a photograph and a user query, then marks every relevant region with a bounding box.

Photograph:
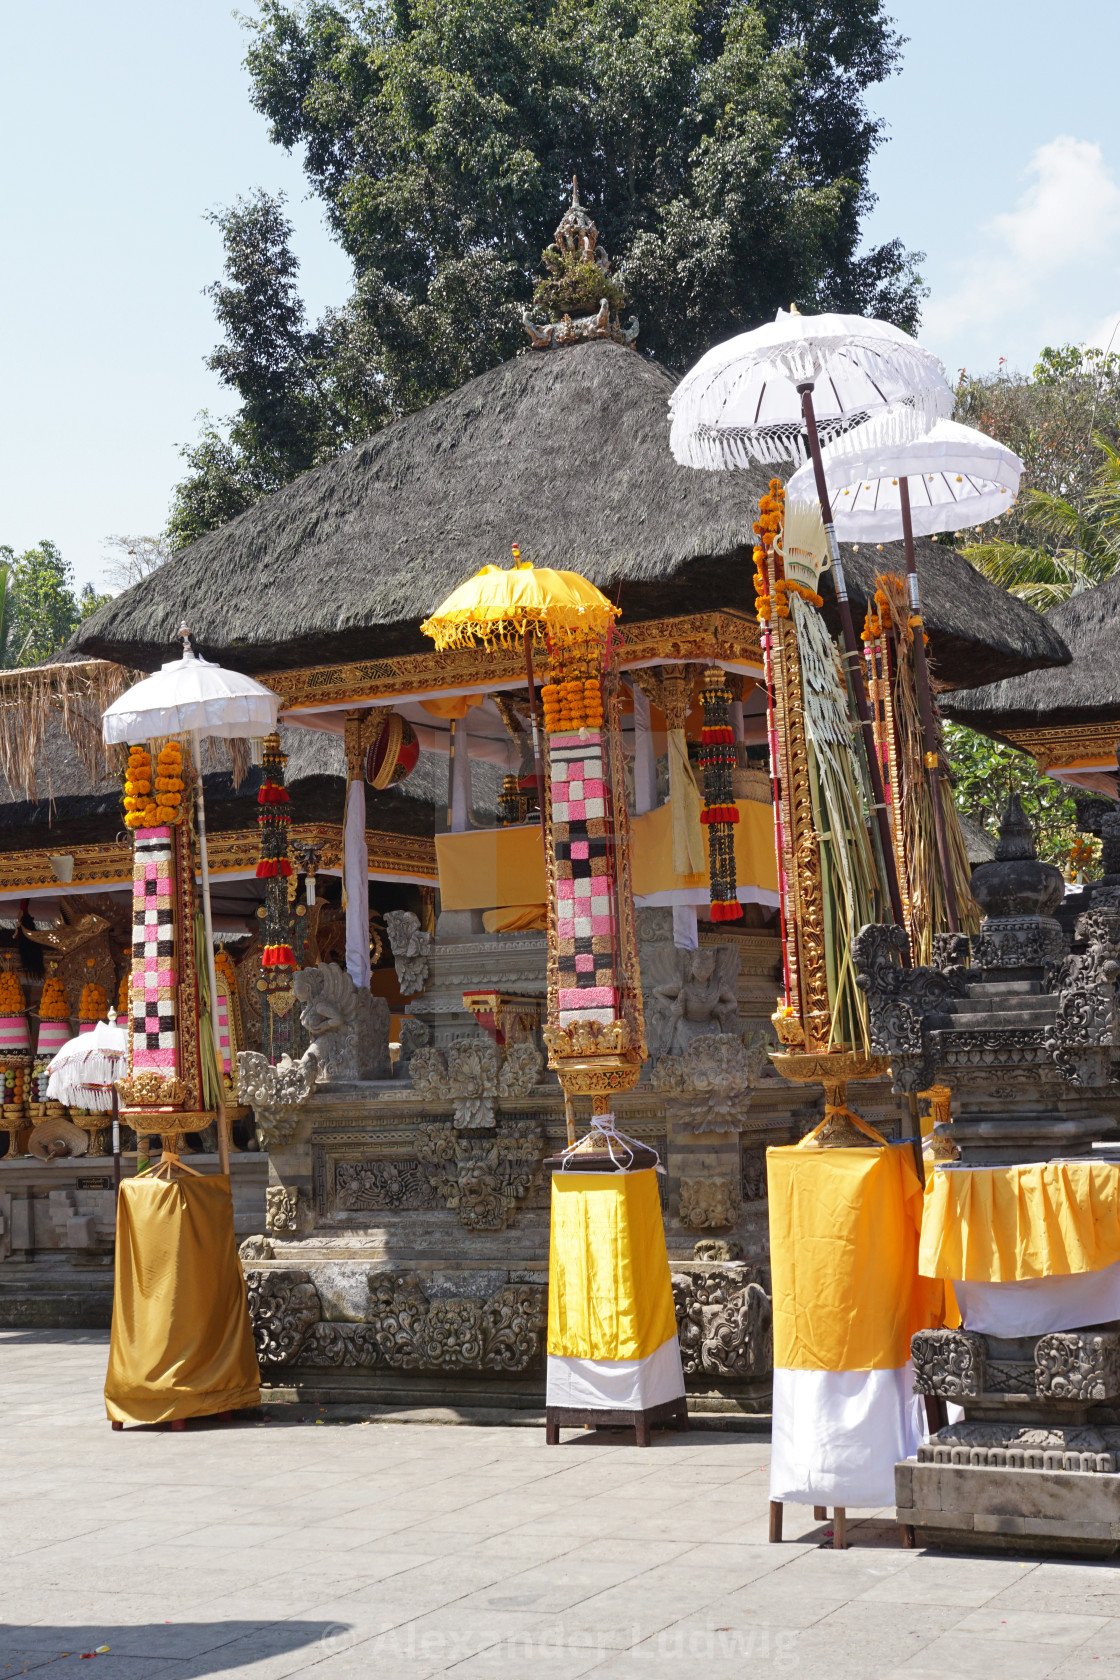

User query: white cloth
[672,905,699,950]
[343,779,370,989]
[636,886,780,910]
[954,1258,1120,1339]
[449,714,472,833]
[546,1334,685,1412]
[769,1364,926,1508]
[785,416,1023,542]
[631,687,657,816]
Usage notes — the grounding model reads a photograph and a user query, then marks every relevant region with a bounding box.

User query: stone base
[896,1458,1120,1556]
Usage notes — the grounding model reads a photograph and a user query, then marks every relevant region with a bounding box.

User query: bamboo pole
[523,628,550,872]
[899,478,960,934]
[191,730,230,1176]
[798,384,910,957]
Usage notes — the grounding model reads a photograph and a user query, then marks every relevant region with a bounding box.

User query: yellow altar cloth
[919,1161,1120,1283]
[104,1176,261,1425]
[768,1143,932,1372]
[436,798,778,912]
[547,1170,678,1362]
[629,799,778,898]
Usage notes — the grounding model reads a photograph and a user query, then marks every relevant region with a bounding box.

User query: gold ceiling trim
[1001,724,1120,772]
[0,824,437,896]
[268,612,764,712]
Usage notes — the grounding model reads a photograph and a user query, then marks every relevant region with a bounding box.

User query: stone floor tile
[885,1630,1083,1678]
[951,1606,1109,1644]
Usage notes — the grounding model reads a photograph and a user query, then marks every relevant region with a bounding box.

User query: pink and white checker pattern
[130,828,177,1074]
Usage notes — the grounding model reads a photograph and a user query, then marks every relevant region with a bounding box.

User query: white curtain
[343,778,370,988]
[672,906,699,949]
[449,714,472,834]
[632,686,658,816]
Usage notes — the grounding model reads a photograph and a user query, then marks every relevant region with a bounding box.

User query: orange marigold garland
[256,733,295,971]
[699,667,742,922]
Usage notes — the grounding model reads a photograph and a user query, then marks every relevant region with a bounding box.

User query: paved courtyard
[3,1332,1120,1678]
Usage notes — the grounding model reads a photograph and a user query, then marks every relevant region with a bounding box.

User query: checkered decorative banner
[549,732,620,1030]
[130,828,177,1073]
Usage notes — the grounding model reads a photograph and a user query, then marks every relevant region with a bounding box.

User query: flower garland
[699,667,742,922]
[39,977,69,1021]
[0,972,25,1014]
[541,633,604,734]
[256,733,295,971]
[79,982,107,1023]
[122,740,184,828]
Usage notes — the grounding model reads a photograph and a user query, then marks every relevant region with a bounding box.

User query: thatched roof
[957,813,997,867]
[71,341,1067,691]
[942,573,1120,733]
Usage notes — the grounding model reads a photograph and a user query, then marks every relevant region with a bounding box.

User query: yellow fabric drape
[547,1170,678,1362]
[667,729,705,876]
[767,1143,936,1372]
[419,695,486,720]
[104,1176,261,1425]
[629,799,779,899]
[920,1161,1120,1283]
[482,904,548,932]
[436,826,546,910]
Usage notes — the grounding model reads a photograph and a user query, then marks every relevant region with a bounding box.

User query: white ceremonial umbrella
[102,626,281,1172]
[670,309,955,944]
[46,1012,130,1185]
[786,417,1025,932]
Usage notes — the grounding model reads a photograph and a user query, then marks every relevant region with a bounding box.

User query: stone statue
[385,910,432,999]
[645,944,741,1059]
[408,1039,543,1129]
[236,1049,319,1149]
[291,963,391,1083]
[650,1032,761,1132]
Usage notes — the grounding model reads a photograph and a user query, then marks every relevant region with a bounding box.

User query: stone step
[944,1011,1053,1031]
[951,992,1056,1012]
[966,980,1041,996]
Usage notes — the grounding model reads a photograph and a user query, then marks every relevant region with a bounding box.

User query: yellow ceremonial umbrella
[420,554,618,650]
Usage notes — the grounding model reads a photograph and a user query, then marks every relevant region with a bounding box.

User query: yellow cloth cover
[436,826,546,910]
[104,1176,261,1425]
[629,799,779,898]
[920,1161,1120,1283]
[548,1170,678,1362]
[419,695,485,720]
[768,1143,931,1372]
[481,904,548,932]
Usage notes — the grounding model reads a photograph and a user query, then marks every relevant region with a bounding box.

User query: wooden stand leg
[813,1506,827,1520]
[675,1402,689,1432]
[545,1416,560,1446]
[833,1507,847,1550]
[111,1421,124,1432]
[171,1419,186,1433]
[769,1500,783,1544]
[901,1523,916,1548]
[635,1416,651,1448]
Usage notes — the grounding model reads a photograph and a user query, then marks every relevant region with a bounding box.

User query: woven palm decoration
[700,667,742,922]
[256,733,295,972]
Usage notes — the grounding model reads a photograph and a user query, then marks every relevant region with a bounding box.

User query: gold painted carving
[344,707,394,783]
[117,1072,187,1109]
[1000,724,1120,775]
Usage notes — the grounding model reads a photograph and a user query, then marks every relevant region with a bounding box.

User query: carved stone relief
[912,1328,987,1399]
[642,943,741,1060]
[292,963,391,1082]
[1036,1331,1120,1401]
[385,910,432,999]
[265,1185,304,1235]
[333,1160,440,1213]
[408,1040,543,1128]
[650,1033,762,1132]
[672,1267,772,1380]
[678,1176,738,1230]
[237,1049,318,1148]
[740,1147,768,1202]
[413,1118,546,1229]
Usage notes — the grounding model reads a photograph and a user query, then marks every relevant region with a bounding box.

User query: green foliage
[955,345,1120,606]
[171,0,923,542]
[943,722,1080,873]
[0,541,91,668]
[533,255,626,322]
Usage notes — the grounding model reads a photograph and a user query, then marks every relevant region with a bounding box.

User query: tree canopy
[169,0,924,547]
[0,542,109,668]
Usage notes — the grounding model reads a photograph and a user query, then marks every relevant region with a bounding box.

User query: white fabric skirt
[769,1364,926,1508]
[546,1333,685,1412]
[953,1258,1120,1338]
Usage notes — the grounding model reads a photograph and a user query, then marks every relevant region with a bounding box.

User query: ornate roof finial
[571,175,580,207]
[523,177,639,353]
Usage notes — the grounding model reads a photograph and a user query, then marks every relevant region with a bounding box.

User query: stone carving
[397,1015,430,1068]
[414,1118,545,1229]
[852,922,967,1092]
[292,963,391,1082]
[678,1176,738,1230]
[1045,906,1120,1086]
[244,1266,547,1375]
[407,1039,543,1128]
[971,793,1066,919]
[972,915,1065,971]
[741,1147,768,1202]
[239,1234,274,1263]
[1036,1331,1120,1400]
[644,944,741,1060]
[672,1267,772,1380]
[522,297,639,351]
[693,1239,744,1261]
[385,910,432,998]
[236,1049,318,1147]
[244,1268,320,1364]
[911,1328,987,1399]
[265,1185,302,1234]
[333,1160,440,1213]
[650,1033,757,1132]
[919,1421,1120,1473]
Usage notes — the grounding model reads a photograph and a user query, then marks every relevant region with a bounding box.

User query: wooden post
[769,1500,783,1543]
[832,1507,847,1550]
[899,477,960,933]
[799,384,909,956]
[523,628,550,873]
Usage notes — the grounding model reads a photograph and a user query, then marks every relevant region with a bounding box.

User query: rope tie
[558,1111,665,1174]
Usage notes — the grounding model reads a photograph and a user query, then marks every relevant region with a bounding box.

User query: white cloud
[924,137,1120,365]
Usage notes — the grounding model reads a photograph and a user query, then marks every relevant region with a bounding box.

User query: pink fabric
[569,841,589,860]
[133,1047,176,1070]
[574,953,595,972]
[556,879,575,900]
[568,801,586,821]
[591,915,614,936]
[558,986,616,1011]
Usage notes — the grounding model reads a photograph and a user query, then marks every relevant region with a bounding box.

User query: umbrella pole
[112,1083,121,1196]
[899,479,960,934]
[190,730,231,1176]
[523,628,550,871]
[798,384,910,954]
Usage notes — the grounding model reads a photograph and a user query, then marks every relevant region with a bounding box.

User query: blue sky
[3,1,1119,589]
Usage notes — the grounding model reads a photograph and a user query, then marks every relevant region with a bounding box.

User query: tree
[0,541,103,668]
[170,0,924,543]
[102,534,172,592]
[955,345,1120,606]
[944,722,1082,874]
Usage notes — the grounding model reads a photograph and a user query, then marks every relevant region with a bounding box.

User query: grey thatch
[72,342,1067,691]
[942,572,1120,734]
[957,813,998,867]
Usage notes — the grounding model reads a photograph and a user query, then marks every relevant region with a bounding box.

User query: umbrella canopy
[669,309,954,470]
[786,417,1025,542]
[420,562,619,651]
[47,1016,128,1112]
[101,641,280,745]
